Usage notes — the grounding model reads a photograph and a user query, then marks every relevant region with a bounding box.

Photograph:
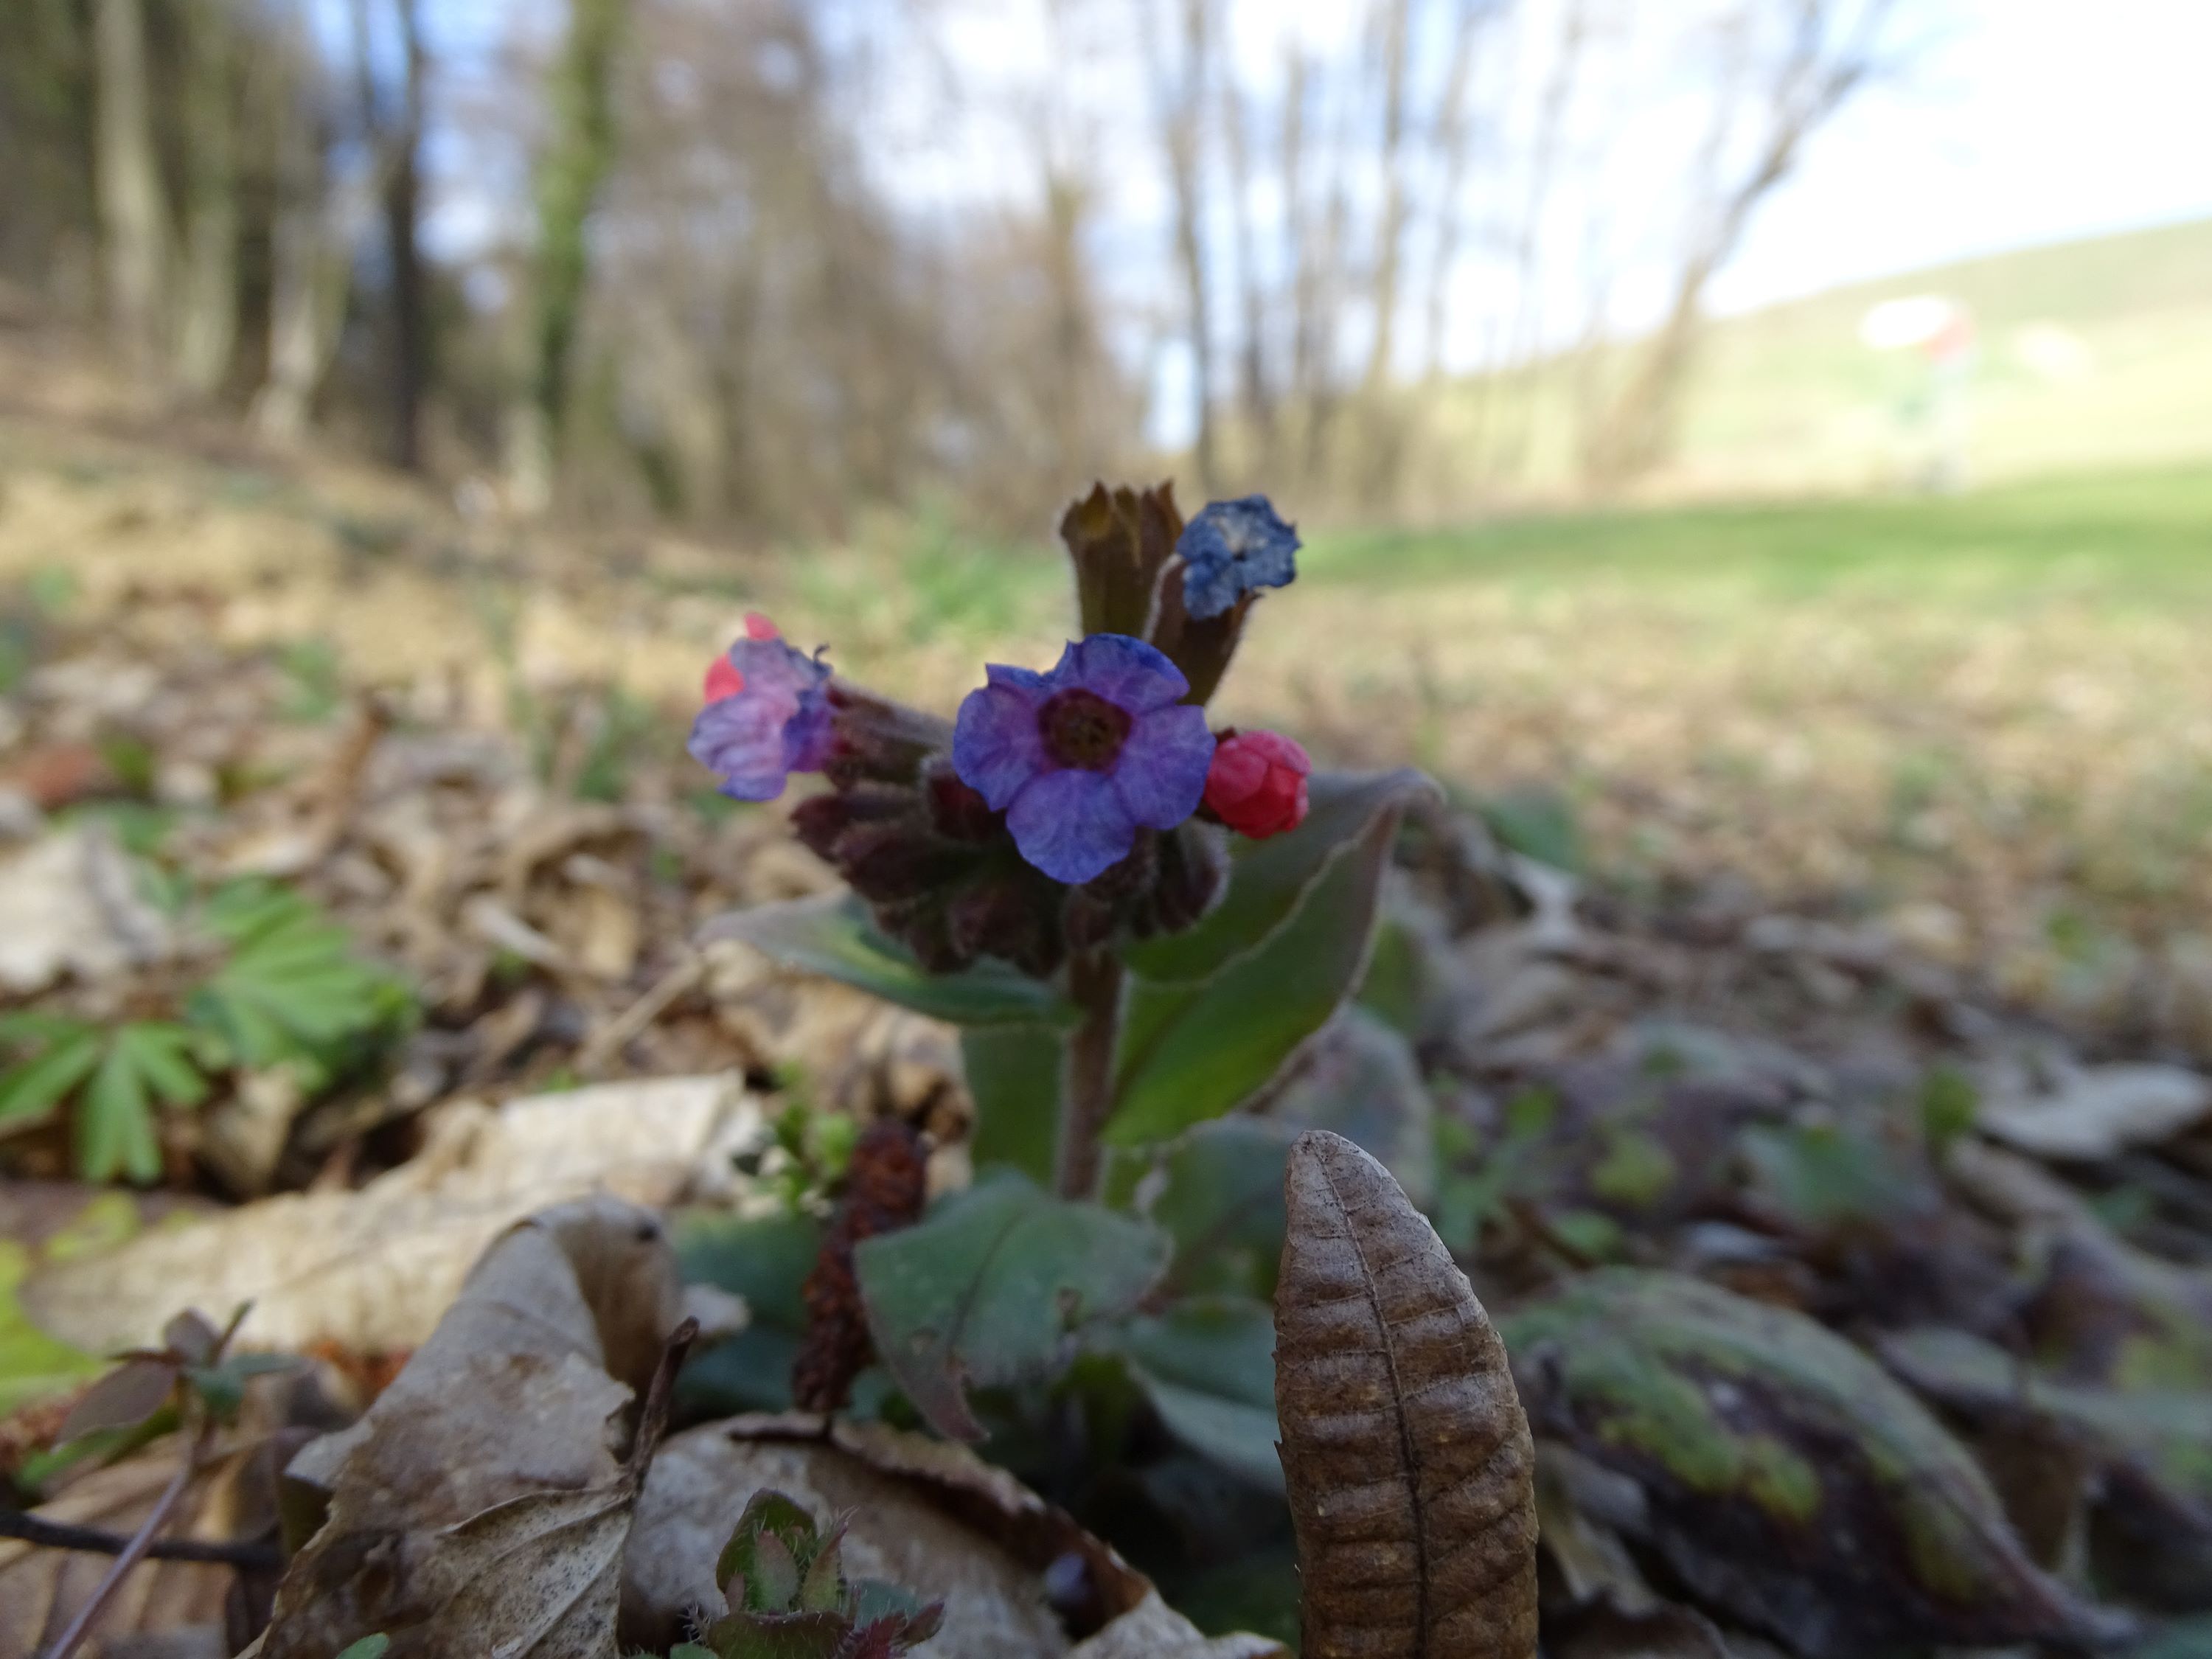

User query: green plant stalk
[1054,950,1124,1200]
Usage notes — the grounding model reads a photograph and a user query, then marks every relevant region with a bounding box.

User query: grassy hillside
[1686,216,2212,490]
[1417,216,2212,503]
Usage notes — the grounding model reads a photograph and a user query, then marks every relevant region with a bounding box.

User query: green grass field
[1419,216,2212,501]
[1304,464,2212,597]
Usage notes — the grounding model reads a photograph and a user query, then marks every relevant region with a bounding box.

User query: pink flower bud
[1203,728,1310,839]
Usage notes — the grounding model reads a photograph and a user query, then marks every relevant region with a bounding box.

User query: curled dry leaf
[1273,1128,1539,1659]
[1063,1590,1285,1658]
[257,1195,686,1657]
[626,1413,1287,1656]
[1976,1058,2212,1161]
[625,1422,1072,1658]
[0,821,173,995]
[22,1075,759,1356]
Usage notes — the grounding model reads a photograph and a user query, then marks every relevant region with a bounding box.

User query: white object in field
[1860,294,1962,352]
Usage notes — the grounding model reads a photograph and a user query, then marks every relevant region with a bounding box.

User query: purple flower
[689,629,834,801]
[952,634,1215,884]
[1176,495,1299,619]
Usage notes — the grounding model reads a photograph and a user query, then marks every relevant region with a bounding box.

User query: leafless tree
[1145,0,1220,493]
[92,0,168,380]
[1582,0,1906,486]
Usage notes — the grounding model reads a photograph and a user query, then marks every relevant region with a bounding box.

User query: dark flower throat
[1039,689,1132,771]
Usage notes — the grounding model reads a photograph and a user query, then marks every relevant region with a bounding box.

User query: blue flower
[689,627,834,801]
[952,634,1215,884]
[1175,495,1300,619]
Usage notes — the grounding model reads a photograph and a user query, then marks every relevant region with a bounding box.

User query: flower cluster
[952,634,1214,884]
[690,487,1312,970]
[689,615,832,802]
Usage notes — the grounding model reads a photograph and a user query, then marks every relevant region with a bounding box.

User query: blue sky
[372,0,2212,410]
[1708,0,2212,313]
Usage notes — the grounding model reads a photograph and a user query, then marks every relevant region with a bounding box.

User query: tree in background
[508,0,627,514]
[175,0,242,397]
[93,0,169,382]
[1580,0,1906,487]
[349,0,430,468]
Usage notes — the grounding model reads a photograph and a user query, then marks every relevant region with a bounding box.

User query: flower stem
[1056,950,1124,1200]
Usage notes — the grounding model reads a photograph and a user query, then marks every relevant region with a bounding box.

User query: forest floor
[2,322,2211,1657]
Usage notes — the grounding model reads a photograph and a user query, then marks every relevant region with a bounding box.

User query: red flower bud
[703,615,779,700]
[703,655,745,702]
[1203,728,1310,839]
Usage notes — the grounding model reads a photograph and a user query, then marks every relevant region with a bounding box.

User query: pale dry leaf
[0,821,173,993]
[622,1422,1073,1657]
[1976,1060,2211,1160]
[1064,1590,1286,1658]
[22,1076,759,1355]
[258,1197,686,1657]
[1275,1129,1538,1659]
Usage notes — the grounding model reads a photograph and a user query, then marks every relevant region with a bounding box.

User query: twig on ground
[37,1416,218,1659]
[0,1506,282,1571]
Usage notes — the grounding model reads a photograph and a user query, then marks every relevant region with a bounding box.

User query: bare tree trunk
[1303,67,1357,481]
[1220,62,1272,470]
[1484,0,1589,481]
[509,0,629,513]
[1037,0,1105,484]
[1584,0,1899,487]
[1420,0,1498,385]
[1280,44,1313,407]
[1360,0,1412,392]
[384,0,427,469]
[252,13,356,445]
[175,0,239,397]
[92,0,169,385]
[1150,0,1216,494]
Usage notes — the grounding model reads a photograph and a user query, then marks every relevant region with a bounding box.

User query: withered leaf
[256,1197,688,1658]
[1273,1129,1538,1658]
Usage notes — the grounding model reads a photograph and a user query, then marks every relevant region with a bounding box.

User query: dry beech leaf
[22,1077,758,1357]
[257,1196,687,1657]
[1275,1129,1538,1658]
[625,1413,1287,1656]
[1064,1590,1285,1658]
[625,1422,1071,1657]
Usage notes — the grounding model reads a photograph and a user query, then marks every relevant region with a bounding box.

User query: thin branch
[0,1507,281,1571]
[38,1416,219,1659]
[38,1309,248,1659]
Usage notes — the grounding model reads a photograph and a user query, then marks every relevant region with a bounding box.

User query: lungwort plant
[0,879,411,1183]
[689,484,1439,1495]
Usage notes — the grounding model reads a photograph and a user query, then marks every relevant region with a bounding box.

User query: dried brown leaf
[1274,1129,1538,1658]
[22,1077,757,1357]
[256,1197,687,1657]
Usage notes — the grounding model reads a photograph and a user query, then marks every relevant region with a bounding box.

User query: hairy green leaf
[705,894,1078,1028]
[1116,1296,1282,1493]
[854,1172,1168,1439]
[961,1023,1062,1183]
[673,1208,823,1416]
[1124,769,1436,985]
[1118,1116,1295,1301]
[1110,792,1415,1144]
